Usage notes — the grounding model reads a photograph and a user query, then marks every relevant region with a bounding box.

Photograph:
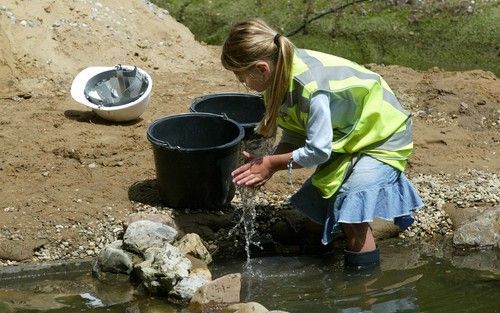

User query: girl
[222,19,423,270]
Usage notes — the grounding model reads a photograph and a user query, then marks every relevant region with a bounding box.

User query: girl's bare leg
[342,222,380,270]
[341,222,376,252]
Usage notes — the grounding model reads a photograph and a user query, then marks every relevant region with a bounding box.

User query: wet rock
[223,302,269,313]
[186,255,212,281]
[94,240,134,275]
[453,205,499,248]
[135,244,191,294]
[168,275,209,304]
[189,273,241,313]
[175,233,212,264]
[123,220,178,255]
[451,249,500,274]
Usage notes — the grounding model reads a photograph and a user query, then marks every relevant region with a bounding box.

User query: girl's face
[234,61,272,93]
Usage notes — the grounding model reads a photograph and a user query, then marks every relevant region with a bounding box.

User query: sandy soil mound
[0,0,213,97]
[0,0,498,263]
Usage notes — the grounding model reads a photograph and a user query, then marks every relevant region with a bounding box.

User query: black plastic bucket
[190,93,265,139]
[146,113,244,209]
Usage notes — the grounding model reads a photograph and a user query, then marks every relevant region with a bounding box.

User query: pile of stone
[93,219,289,313]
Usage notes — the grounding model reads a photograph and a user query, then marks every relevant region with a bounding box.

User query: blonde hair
[221,18,294,137]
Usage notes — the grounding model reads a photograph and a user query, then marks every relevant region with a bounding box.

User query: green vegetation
[152,0,500,75]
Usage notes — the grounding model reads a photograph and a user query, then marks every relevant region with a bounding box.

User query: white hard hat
[71,64,152,122]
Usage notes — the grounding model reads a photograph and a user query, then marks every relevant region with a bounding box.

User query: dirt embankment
[0,0,498,264]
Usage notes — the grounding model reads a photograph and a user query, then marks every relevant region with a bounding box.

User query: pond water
[0,241,498,313]
[216,254,499,313]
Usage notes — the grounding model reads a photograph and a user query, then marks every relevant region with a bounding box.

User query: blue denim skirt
[290,155,424,245]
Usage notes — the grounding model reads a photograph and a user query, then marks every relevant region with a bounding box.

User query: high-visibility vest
[277,49,413,198]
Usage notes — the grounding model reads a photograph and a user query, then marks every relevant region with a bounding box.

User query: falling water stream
[228,186,262,262]
[228,136,275,264]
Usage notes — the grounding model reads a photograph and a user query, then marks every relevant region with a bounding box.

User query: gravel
[403,169,499,239]
[193,169,500,253]
[1,169,498,267]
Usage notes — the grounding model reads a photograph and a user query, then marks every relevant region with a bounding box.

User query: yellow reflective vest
[277,49,413,198]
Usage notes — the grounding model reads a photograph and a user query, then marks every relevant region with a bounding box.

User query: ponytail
[221,19,294,137]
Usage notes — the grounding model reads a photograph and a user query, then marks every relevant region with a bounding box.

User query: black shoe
[344,248,380,271]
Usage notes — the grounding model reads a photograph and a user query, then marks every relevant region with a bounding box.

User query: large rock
[189,273,241,313]
[177,262,212,304]
[94,240,135,275]
[453,205,500,248]
[186,255,212,280]
[175,233,212,264]
[451,249,500,274]
[123,220,178,255]
[135,244,192,294]
[168,275,210,304]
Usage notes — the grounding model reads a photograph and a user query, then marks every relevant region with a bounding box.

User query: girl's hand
[231,151,274,188]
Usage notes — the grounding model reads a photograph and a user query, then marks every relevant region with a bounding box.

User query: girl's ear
[255,61,271,79]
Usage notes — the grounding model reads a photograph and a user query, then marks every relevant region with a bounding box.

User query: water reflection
[216,255,422,313]
[0,241,498,313]
[212,244,499,313]
[0,272,136,312]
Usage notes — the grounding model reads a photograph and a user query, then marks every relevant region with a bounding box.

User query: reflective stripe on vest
[277,49,413,198]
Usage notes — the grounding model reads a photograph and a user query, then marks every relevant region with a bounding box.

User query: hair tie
[273,33,281,47]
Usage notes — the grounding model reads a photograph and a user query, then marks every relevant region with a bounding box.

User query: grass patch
[152,0,499,75]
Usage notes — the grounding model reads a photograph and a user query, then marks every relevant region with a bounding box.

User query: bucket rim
[146,112,245,152]
[190,92,264,128]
